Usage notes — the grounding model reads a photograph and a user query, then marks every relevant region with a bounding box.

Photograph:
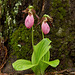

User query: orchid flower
[25,14,34,29]
[22,5,39,29]
[37,14,53,34]
[41,21,50,34]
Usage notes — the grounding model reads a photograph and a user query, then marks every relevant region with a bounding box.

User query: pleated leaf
[31,38,51,74]
[41,59,60,67]
[39,51,50,74]
[32,38,51,64]
[12,59,36,71]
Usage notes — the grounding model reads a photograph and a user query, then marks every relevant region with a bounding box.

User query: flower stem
[42,31,44,39]
[32,26,34,47]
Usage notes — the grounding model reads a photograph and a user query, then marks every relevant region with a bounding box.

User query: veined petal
[25,15,34,29]
[41,22,50,34]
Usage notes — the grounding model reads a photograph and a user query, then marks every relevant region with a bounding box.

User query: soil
[1,55,33,75]
[0,46,7,70]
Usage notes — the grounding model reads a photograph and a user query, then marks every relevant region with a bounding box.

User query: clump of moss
[9,24,32,59]
[46,0,75,71]
[50,0,69,27]
[49,0,70,57]
[9,24,42,59]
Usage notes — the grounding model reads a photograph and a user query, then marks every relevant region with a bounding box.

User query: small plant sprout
[12,5,60,75]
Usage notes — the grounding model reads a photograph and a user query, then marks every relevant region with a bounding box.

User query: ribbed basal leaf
[31,38,51,74]
[31,46,51,74]
[32,38,51,64]
[39,51,50,74]
[41,59,60,67]
[12,59,35,71]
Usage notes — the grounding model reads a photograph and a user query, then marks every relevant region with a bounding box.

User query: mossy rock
[9,24,42,59]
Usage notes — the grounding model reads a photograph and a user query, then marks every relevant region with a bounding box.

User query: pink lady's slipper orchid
[22,5,39,29]
[41,21,50,34]
[25,14,34,29]
[37,14,53,34]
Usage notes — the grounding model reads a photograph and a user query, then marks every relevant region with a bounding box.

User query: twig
[46,68,75,75]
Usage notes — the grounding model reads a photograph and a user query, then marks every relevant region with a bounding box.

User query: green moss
[46,0,74,70]
[9,24,32,59]
[50,0,69,21]
[9,24,42,59]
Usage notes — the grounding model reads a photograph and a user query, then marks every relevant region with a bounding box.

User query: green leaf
[31,38,51,74]
[32,38,51,64]
[31,51,50,75]
[12,59,35,71]
[39,51,50,74]
[41,59,60,67]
